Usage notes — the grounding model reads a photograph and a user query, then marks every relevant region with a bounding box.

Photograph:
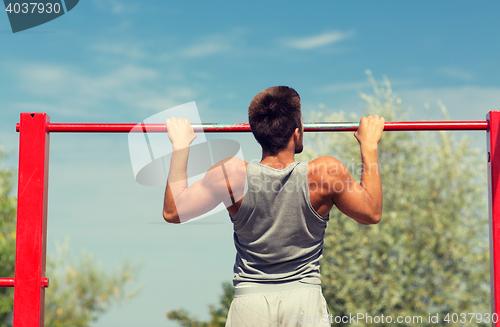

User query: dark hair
[248,86,301,155]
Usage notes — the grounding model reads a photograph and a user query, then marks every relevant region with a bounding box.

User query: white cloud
[17,64,157,97]
[90,42,146,59]
[176,29,246,58]
[91,0,135,14]
[283,30,354,50]
[11,63,199,119]
[135,87,199,112]
[180,41,232,58]
[438,67,475,81]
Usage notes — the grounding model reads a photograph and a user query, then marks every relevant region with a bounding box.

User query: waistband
[234,281,321,297]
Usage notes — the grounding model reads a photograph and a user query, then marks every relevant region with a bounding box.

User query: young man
[163,86,384,326]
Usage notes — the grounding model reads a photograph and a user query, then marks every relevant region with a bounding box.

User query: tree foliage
[44,241,139,327]
[0,149,16,327]
[0,147,139,327]
[167,282,234,327]
[167,73,490,326]
[299,72,489,326]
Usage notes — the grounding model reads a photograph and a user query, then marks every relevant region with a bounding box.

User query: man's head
[248,86,303,155]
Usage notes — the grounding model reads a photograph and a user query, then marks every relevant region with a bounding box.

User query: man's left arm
[162,118,244,223]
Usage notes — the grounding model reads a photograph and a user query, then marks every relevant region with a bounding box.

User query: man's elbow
[163,211,181,224]
[359,213,382,225]
[365,201,382,224]
[370,213,382,224]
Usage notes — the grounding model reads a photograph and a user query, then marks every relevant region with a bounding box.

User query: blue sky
[1,1,500,326]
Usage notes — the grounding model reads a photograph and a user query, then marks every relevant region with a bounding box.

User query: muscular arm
[312,116,384,225]
[162,118,246,223]
[338,115,383,224]
[163,155,234,223]
[331,145,382,225]
[162,118,193,223]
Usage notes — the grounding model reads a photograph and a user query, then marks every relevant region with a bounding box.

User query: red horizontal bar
[16,121,489,133]
[0,278,15,287]
[383,121,488,131]
[0,277,48,288]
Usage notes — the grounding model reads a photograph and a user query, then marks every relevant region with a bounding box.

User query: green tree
[0,149,16,326]
[300,72,489,326]
[0,147,139,327]
[167,73,490,326]
[43,241,139,327]
[167,282,234,327]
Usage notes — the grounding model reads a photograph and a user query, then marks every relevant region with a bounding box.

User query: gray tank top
[230,161,329,286]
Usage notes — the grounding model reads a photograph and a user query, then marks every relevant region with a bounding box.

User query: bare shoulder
[205,157,247,208]
[307,157,350,212]
[204,157,247,190]
[308,156,349,179]
[211,157,248,175]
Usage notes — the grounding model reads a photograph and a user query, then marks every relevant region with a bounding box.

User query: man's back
[231,162,328,286]
[162,86,384,326]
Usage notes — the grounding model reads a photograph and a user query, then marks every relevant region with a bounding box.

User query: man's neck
[260,149,296,170]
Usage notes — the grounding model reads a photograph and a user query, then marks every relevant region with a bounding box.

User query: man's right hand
[354,115,385,148]
[165,117,197,150]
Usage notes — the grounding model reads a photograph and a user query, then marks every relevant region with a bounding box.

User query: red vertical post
[488,111,500,326]
[13,113,50,327]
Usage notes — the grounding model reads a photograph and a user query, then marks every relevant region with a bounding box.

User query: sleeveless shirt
[230,161,329,286]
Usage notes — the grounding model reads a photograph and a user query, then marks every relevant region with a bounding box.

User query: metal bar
[14,113,50,327]
[488,111,500,326]
[1,276,49,289]
[0,278,14,287]
[9,112,492,326]
[15,121,489,133]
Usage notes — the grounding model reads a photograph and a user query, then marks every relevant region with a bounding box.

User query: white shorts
[226,282,331,327]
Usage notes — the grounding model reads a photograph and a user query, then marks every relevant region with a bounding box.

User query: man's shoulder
[308,156,345,174]
[201,157,247,199]
[307,157,350,185]
[208,157,248,189]
[211,157,247,171]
